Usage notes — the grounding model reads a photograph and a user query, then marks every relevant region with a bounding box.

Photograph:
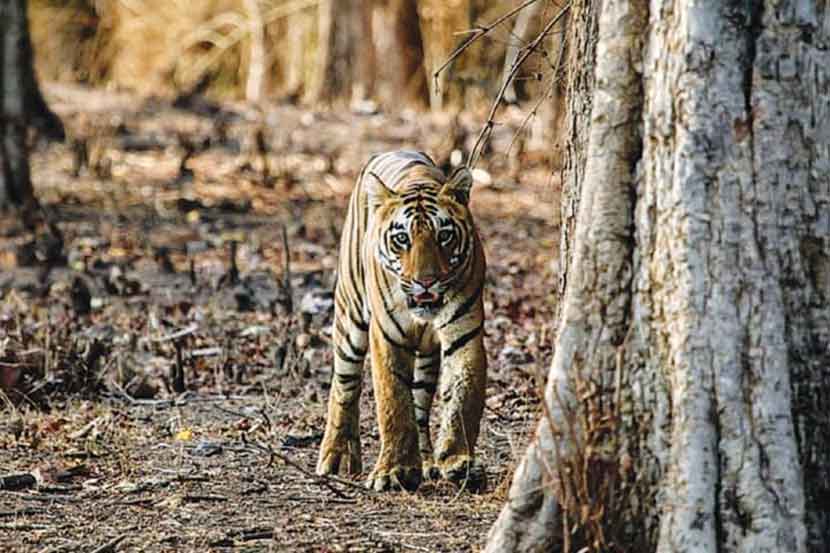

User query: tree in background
[389,0,428,107]
[297,0,489,109]
[312,0,376,105]
[486,0,830,551]
[1,0,64,224]
[416,0,471,110]
[26,0,513,112]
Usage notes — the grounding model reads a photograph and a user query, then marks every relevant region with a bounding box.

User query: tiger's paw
[422,459,441,481]
[438,455,487,493]
[365,464,422,492]
[316,439,362,477]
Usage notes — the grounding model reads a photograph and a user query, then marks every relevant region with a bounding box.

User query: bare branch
[433,0,544,83]
[90,533,129,553]
[281,224,293,314]
[468,3,571,169]
[505,34,568,156]
[244,437,372,497]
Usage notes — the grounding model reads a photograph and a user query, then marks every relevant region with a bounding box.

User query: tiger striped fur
[316,150,488,492]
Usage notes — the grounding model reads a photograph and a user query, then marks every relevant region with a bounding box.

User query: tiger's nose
[414,276,437,289]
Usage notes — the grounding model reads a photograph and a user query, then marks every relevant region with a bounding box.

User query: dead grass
[30,0,320,99]
[539,368,653,553]
[29,0,113,84]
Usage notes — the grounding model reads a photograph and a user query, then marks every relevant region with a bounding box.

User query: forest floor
[0,84,561,552]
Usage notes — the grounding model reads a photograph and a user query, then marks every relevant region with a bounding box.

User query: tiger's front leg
[434,314,487,491]
[413,348,440,479]
[365,321,422,492]
[317,296,368,477]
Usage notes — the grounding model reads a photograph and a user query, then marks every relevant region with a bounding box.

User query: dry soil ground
[0,84,560,552]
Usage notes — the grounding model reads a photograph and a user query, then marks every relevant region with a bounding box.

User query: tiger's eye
[438,229,455,244]
[392,232,410,248]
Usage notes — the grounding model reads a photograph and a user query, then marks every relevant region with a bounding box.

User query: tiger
[316,150,488,492]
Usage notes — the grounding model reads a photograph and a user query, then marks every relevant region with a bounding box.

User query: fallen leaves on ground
[0,83,560,552]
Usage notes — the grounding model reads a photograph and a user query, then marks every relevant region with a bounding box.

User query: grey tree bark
[0,0,63,222]
[486,0,830,551]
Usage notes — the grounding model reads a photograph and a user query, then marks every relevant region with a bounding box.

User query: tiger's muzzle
[406,277,445,317]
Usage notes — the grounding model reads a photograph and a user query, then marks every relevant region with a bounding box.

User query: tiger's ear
[365,171,395,210]
[440,166,473,205]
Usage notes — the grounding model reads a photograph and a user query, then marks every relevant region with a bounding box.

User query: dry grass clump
[548,373,652,553]
[108,0,321,99]
[30,0,320,100]
[29,0,115,85]
[108,0,245,96]
[28,0,533,106]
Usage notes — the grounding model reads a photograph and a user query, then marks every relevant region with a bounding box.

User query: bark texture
[1,0,34,215]
[485,0,640,548]
[556,0,600,302]
[486,0,830,551]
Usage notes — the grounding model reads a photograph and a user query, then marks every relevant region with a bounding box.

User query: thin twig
[281,225,293,314]
[183,494,228,503]
[90,533,128,553]
[505,32,568,155]
[0,523,50,531]
[244,438,371,497]
[272,448,369,495]
[467,3,572,169]
[213,404,253,419]
[150,324,198,343]
[0,508,46,518]
[506,84,554,156]
[433,0,544,82]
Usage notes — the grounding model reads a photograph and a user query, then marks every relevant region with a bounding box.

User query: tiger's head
[367,166,476,320]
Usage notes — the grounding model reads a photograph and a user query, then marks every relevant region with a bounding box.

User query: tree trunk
[389,0,428,107]
[1,0,63,223]
[416,0,472,111]
[486,0,830,551]
[243,0,266,104]
[280,8,317,101]
[310,0,375,106]
[1,0,33,216]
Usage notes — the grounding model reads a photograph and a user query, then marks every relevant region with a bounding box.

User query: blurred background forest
[29,0,564,113]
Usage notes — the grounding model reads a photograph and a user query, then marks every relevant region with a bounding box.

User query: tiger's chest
[364,271,469,352]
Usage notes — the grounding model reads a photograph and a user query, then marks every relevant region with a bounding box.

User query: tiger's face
[368,167,475,320]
